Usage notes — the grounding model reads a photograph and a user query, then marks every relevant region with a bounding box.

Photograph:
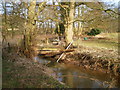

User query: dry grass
[2,46,68,88]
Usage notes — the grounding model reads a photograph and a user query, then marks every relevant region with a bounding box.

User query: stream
[35,56,119,88]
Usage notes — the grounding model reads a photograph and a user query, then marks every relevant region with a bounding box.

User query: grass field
[74,33,119,51]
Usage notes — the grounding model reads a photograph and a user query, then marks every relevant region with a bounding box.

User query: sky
[101,0,119,7]
[45,0,119,7]
[0,0,119,14]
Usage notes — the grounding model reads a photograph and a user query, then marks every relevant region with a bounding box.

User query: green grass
[2,59,21,88]
[105,33,118,39]
[74,33,119,50]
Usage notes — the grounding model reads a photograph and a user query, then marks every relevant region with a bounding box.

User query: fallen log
[38,49,74,58]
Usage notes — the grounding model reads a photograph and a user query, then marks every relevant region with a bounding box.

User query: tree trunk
[65,0,75,45]
[22,0,36,57]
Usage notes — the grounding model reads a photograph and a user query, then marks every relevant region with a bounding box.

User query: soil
[2,46,68,88]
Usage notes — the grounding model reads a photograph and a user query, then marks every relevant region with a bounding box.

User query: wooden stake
[57,40,73,63]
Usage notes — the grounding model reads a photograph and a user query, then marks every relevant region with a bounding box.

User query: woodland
[1,0,120,88]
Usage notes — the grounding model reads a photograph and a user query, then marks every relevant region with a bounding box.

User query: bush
[87,28,101,36]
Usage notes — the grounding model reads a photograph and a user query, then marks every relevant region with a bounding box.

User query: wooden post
[57,40,73,63]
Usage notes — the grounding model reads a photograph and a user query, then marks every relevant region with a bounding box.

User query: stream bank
[2,46,68,88]
[2,34,120,88]
[38,45,120,77]
[36,55,120,88]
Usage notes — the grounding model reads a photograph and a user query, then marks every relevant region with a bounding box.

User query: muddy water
[35,57,118,88]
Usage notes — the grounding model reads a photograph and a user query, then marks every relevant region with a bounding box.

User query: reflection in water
[36,57,119,88]
[54,66,108,88]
